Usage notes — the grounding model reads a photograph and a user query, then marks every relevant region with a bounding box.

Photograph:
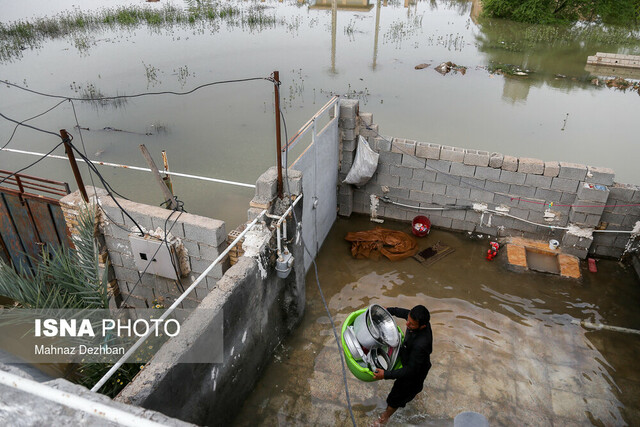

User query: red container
[411,215,431,237]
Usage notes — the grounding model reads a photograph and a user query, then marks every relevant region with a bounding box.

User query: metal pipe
[1,147,256,188]
[91,209,268,392]
[0,371,165,427]
[274,71,283,199]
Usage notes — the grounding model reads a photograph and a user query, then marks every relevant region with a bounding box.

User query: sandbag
[343,136,379,187]
[345,227,418,261]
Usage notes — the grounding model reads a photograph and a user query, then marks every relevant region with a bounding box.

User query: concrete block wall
[338,100,640,261]
[61,187,228,309]
[116,167,306,427]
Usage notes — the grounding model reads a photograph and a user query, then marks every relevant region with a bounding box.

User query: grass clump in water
[0,3,263,62]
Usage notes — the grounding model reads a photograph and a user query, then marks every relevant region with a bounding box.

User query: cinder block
[410,190,432,203]
[601,211,625,225]
[475,166,501,181]
[342,138,357,151]
[340,99,359,119]
[339,197,353,217]
[560,192,577,204]
[534,187,563,202]
[585,166,615,186]
[450,162,476,178]
[592,246,624,259]
[436,173,460,185]
[622,215,640,227]
[428,215,453,229]
[489,152,504,169]
[509,184,536,198]
[592,233,617,246]
[390,165,413,178]
[400,177,423,191]
[440,145,465,163]
[426,159,452,173]
[255,167,278,200]
[562,246,589,259]
[484,180,510,194]
[115,267,141,284]
[446,185,471,199]
[517,157,544,175]
[384,205,409,221]
[342,129,356,141]
[374,137,392,152]
[413,168,437,182]
[422,182,446,195]
[392,138,416,156]
[377,174,400,187]
[359,112,373,126]
[569,211,587,224]
[524,174,552,189]
[493,194,521,208]
[415,142,441,159]
[402,154,426,169]
[432,194,457,206]
[460,177,486,189]
[387,187,410,199]
[451,219,475,231]
[463,149,490,167]
[543,161,560,177]
[376,163,390,175]
[551,177,579,193]
[465,210,482,222]
[360,124,379,139]
[519,197,548,212]
[558,162,588,181]
[339,117,356,129]
[576,182,610,203]
[379,151,402,166]
[198,243,222,262]
[442,209,467,220]
[608,183,637,202]
[502,155,518,172]
[470,189,495,203]
[190,257,224,279]
[571,203,605,215]
[500,170,526,185]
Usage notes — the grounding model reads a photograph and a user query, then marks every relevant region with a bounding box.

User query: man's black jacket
[383,307,432,382]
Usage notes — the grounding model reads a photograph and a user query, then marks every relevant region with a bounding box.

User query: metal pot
[344,326,365,361]
[370,347,392,370]
[353,304,400,349]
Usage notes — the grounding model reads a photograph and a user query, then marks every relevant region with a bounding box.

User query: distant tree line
[481,0,640,26]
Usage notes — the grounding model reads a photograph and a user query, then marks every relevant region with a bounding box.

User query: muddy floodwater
[1,0,639,228]
[235,215,640,426]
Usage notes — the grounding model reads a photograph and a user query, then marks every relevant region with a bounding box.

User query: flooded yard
[235,215,640,426]
[1,0,639,228]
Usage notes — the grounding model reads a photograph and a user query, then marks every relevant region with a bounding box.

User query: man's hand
[373,369,385,380]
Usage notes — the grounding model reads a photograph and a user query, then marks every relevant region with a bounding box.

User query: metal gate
[0,170,71,271]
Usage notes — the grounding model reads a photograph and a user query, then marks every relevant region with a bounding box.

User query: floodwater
[235,215,640,425]
[1,0,639,230]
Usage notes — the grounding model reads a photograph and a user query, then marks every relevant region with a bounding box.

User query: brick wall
[337,100,640,261]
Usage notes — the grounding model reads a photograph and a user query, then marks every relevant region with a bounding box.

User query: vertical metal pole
[274,70,283,199]
[60,129,89,203]
[161,150,174,196]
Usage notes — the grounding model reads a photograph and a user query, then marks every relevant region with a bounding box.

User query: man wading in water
[372,305,433,425]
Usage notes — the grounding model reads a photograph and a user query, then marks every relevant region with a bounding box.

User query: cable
[1,99,67,150]
[278,95,357,427]
[378,195,468,211]
[0,110,62,139]
[0,77,272,102]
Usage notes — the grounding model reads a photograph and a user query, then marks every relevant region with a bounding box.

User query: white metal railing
[0,370,165,427]
[283,95,339,154]
[91,208,268,392]
[0,147,255,189]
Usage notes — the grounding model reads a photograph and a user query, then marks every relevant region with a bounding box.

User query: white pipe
[91,209,268,392]
[571,319,640,335]
[1,147,255,189]
[0,371,165,427]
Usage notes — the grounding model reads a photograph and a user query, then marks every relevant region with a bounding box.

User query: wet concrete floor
[235,215,640,426]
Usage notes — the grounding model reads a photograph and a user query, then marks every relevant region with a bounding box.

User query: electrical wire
[278,94,357,427]
[0,141,64,186]
[1,99,67,150]
[0,77,272,102]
